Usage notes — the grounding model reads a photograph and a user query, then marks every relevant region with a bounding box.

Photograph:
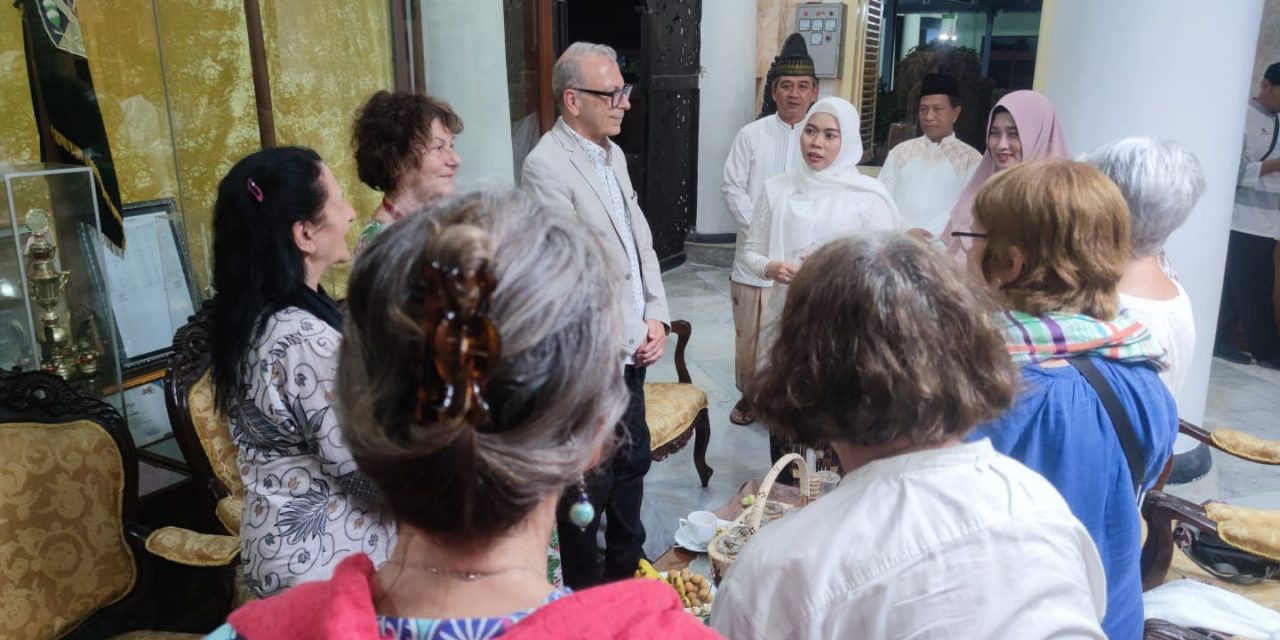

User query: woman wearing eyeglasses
[964,159,1178,640]
[740,96,899,471]
[205,192,719,640]
[942,90,1069,266]
[351,90,463,255]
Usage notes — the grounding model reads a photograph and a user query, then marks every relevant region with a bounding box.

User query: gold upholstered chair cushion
[216,495,243,533]
[188,370,243,498]
[0,420,136,640]
[1205,502,1280,564]
[143,526,240,567]
[111,630,202,639]
[645,382,708,451]
[1210,427,1280,465]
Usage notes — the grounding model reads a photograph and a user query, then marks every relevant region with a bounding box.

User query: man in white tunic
[879,73,980,239]
[721,34,817,425]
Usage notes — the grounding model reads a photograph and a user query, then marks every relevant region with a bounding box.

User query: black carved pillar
[639,0,700,269]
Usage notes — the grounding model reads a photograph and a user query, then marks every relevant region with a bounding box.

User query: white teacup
[679,510,718,546]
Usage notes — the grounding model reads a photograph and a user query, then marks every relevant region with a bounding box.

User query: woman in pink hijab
[942,90,1070,265]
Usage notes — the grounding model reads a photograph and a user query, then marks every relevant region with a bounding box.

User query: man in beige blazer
[522,41,670,588]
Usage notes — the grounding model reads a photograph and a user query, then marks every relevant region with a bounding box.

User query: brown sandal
[729,397,754,425]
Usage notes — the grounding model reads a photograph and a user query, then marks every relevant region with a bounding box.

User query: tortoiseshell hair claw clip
[415,260,501,429]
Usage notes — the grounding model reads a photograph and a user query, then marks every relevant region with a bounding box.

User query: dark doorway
[556,0,702,268]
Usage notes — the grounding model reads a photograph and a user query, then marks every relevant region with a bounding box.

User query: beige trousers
[731,280,773,391]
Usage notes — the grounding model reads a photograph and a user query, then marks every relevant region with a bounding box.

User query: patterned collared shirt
[566,127,646,320]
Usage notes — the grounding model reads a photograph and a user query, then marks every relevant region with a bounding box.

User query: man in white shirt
[721,34,817,425]
[878,73,981,239]
[1216,61,1280,370]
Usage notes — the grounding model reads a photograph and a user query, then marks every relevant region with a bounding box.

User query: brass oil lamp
[24,209,99,380]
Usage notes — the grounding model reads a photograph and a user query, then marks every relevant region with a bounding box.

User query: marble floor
[638,261,1280,559]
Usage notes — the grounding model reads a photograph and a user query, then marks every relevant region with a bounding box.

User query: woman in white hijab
[743,97,898,287]
[742,96,900,470]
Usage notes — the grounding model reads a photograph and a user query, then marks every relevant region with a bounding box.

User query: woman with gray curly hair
[207,192,719,639]
[712,234,1106,640]
[1084,137,1206,399]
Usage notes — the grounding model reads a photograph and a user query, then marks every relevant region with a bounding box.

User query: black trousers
[557,365,652,588]
[1216,230,1280,360]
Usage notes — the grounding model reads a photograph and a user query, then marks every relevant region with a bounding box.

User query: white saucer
[674,525,712,552]
[673,518,733,553]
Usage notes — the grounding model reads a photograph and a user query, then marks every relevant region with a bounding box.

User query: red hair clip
[246,177,264,203]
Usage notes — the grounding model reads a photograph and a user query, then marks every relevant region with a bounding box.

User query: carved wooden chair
[1140,419,1280,635]
[645,319,714,487]
[0,368,236,639]
[163,302,254,610]
[164,302,243,540]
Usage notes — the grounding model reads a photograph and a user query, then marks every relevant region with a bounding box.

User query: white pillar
[696,0,758,235]
[900,14,921,58]
[1033,0,1264,424]
[420,1,516,190]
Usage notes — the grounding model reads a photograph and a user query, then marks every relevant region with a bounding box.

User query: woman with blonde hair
[966,159,1179,639]
[206,192,718,639]
[712,234,1106,639]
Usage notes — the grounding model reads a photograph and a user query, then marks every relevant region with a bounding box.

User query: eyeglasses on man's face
[572,84,634,108]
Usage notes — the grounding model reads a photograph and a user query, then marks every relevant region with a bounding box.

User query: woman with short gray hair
[1085,137,1206,398]
[207,192,719,639]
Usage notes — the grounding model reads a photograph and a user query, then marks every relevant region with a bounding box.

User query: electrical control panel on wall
[795,3,847,79]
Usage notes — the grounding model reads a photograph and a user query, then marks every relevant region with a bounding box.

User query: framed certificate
[100,198,199,375]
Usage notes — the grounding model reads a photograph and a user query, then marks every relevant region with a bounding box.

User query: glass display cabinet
[1,164,125,415]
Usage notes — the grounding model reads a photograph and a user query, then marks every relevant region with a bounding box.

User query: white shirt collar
[565,123,611,163]
[923,132,958,148]
[771,113,805,130]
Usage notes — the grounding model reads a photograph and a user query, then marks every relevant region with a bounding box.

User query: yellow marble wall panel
[261,0,393,295]
[0,7,48,233]
[153,0,260,293]
[77,1,178,206]
[757,0,807,78]
[0,5,39,173]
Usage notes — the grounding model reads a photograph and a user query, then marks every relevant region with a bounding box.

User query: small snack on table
[668,566,714,618]
[636,560,715,618]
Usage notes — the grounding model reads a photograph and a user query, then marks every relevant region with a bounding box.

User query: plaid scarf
[997,309,1170,370]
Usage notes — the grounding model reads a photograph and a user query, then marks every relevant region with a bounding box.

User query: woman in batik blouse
[208,146,394,597]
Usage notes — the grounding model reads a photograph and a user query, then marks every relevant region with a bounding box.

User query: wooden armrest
[1141,491,1218,591]
[670,319,692,384]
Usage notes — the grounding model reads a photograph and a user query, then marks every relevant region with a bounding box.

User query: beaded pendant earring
[569,481,594,531]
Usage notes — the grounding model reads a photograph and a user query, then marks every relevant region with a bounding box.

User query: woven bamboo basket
[707,453,816,584]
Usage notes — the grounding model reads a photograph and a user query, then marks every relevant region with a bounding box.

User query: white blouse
[1120,280,1196,403]
[711,440,1107,640]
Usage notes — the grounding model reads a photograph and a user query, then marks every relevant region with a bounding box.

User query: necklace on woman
[382,559,545,582]
[381,197,405,222]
